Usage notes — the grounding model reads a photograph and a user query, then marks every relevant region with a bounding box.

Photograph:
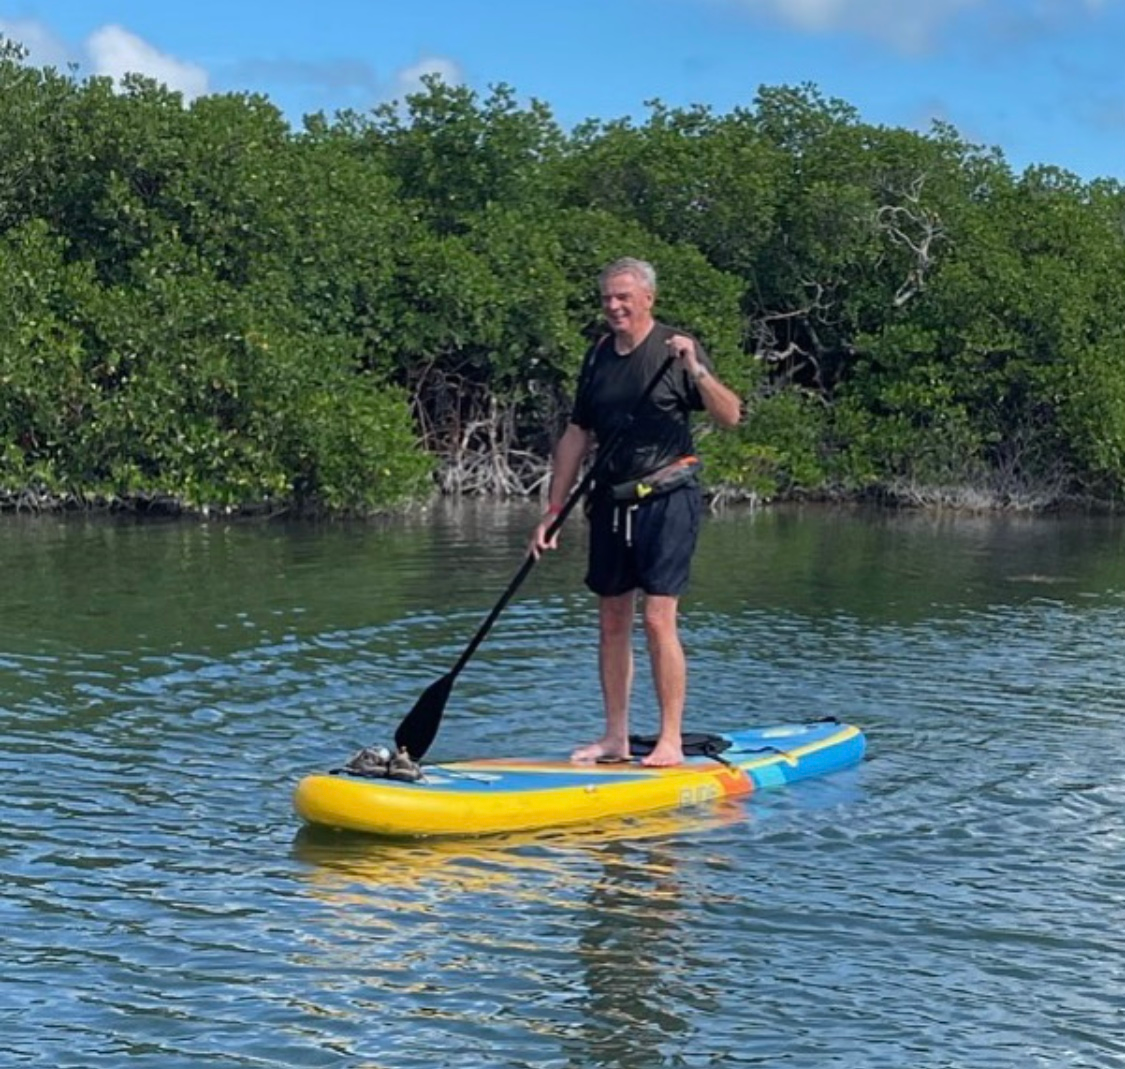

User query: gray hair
[599,257,657,293]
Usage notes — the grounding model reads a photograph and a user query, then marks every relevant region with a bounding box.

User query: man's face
[600,272,654,335]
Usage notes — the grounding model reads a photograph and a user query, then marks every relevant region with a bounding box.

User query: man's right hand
[529,511,561,559]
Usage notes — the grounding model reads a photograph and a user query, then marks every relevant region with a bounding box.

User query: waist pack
[610,455,700,503]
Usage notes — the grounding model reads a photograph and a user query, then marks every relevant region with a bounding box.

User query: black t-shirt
[569,322,712,485]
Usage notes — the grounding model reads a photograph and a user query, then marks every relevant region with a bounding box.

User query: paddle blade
[394,672,455,760]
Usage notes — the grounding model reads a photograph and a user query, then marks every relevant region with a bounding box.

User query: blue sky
[2,0,1123,182]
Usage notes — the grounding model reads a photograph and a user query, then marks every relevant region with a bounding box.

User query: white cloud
[389,56,463,100]
[87,24,208,100]
[721,0,1123,52]
[722,0,985,52]
[1,18,209,100]
[1,17,456,115]
[0,17,73,66]
[227,52,461,120]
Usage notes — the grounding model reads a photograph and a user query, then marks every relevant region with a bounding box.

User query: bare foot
[571,738,629,764]
[640,740,684,767]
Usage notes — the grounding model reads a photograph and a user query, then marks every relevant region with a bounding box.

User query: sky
[1,0,1123,182]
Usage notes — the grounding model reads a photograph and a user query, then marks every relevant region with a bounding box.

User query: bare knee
[642,596,679,646]
[599,593,636,641]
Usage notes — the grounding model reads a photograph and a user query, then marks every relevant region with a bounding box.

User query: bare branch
[875,175,945,308]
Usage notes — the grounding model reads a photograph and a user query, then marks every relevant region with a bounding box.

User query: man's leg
[631,486,700,766]
[641,593,685,766]
[571,591,635,762]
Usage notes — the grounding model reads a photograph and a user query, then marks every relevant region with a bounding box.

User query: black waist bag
[611,456,700,503]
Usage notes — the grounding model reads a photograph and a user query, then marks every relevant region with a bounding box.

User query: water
[2,503,1123,1068]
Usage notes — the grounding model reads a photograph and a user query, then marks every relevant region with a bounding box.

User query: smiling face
[600,269,655,344]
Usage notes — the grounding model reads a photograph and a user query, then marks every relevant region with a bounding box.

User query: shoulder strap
[574,333,611,399]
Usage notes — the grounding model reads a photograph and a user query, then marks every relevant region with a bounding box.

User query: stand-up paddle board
[294,718,865,838]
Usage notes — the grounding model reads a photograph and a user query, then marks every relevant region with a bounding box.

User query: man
[530,257,742,766]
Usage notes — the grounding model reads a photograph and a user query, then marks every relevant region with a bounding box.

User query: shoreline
[2,480,1121,520]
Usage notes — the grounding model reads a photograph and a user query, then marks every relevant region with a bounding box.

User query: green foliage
[704,389,831,498]
[264,334,435,512]
[356,79,566,235]
[0,221,98,492]
[3,37,1125,513]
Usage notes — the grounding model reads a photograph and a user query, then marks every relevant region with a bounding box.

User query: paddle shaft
[394,354,676,757]
[445,353,676,681]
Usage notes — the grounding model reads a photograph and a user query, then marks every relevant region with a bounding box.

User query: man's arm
[667,334,742,428]
[531,422,591,555]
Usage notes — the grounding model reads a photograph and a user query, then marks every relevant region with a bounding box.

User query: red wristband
[544,503,562,517]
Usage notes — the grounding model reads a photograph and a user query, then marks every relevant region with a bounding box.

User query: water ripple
[3,509,1125,1067]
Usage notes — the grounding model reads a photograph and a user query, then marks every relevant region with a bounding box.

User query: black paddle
[393,353,677,760]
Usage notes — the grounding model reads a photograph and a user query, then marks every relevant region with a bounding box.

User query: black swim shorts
[584,483,702,597]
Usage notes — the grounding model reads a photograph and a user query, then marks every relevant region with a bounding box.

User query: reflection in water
[290,801,748,900]
[287,807,749,1067]
[570,839,698,1068]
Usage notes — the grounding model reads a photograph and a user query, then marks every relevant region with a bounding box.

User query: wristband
[544,503,563,517]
